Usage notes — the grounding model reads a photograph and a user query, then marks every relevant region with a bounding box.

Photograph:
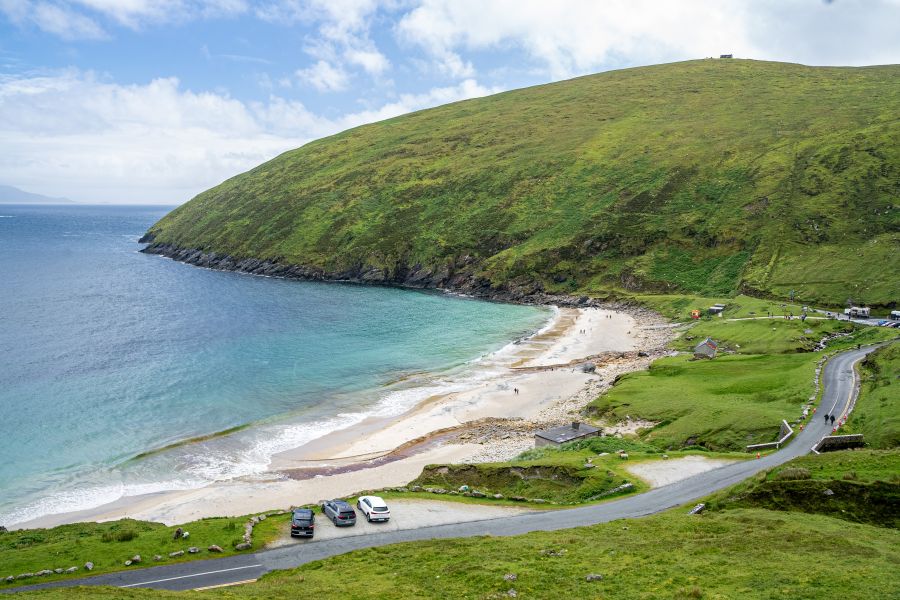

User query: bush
[516,436,660,461]
[773,467,811,481]
[100,530,137,543]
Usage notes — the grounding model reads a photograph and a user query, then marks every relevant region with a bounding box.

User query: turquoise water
[0,205,550,526]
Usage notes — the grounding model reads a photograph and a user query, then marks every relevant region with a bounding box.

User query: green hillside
[142,59,900,306]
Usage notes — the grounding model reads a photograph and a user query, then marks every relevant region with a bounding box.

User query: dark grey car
[290,508,315,537]
[322,499,356,526]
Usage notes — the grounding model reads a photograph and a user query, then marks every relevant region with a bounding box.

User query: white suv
[357,496,391,522]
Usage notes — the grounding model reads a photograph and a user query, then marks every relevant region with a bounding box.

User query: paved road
[7,344,882,594]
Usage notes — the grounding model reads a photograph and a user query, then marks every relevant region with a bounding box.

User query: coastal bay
[19,304,673,527]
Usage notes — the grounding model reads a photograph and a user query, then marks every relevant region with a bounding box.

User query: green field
[19,508,900,599]
[709,449,900,528]
[675,318,849,355]
[845,342,900,448]
[0,514,288,588]
[142,60,900,306]
[589,352,817,450]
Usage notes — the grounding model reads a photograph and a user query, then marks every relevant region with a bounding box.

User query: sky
[1,0,898,204]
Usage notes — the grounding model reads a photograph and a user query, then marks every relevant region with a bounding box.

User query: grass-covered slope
[21,510,900,599]
[710,449,900,528]
[143,59,900,306]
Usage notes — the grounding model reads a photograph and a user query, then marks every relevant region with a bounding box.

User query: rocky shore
[139,239,634,309]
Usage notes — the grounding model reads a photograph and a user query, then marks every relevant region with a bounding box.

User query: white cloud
[0,70,499,203]
[397,0,900,78]
[0,0,107,39]
[296,59,350,91]
[344,47,390,74]
[0,0,249,34]
[259,0,393,86]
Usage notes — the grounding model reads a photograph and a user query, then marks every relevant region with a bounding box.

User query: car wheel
[367,514,371,523]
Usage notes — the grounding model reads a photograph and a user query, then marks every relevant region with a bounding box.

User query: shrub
[774,467,811,481]
[101,530,137,543]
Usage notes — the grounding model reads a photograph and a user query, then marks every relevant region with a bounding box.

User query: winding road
[7,343,884,594]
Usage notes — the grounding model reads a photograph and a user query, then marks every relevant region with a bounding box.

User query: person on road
[830,415,836,425]
[824,413,830,423]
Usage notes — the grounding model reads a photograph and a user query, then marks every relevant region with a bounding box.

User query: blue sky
[1,0,898,203]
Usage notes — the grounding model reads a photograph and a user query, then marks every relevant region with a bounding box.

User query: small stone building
[693,337,718,359]
[534,421,600,448]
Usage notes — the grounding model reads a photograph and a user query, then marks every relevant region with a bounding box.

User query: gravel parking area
[268,498,534,547]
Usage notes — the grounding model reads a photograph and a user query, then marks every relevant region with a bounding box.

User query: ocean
[0,204,550,526]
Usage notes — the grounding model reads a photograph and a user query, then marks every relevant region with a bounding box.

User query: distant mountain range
[0,184,73,204]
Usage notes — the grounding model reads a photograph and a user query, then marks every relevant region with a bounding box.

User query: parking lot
[269,498,534,547]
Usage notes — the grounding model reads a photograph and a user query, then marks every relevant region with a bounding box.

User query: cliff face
[142,60,900,306]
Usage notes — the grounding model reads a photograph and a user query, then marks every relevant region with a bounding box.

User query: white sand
[624,456,739,488]
[20,305,670,529]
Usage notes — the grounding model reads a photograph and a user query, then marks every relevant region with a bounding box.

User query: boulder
[84,562,94,571]
[65,567,78,574]
[493,493,504,499]
[173,527,184,540]
[131,555,141,564]
[16,574,33,580]
[507,590,518,597]
[54,568,64,574]
[235,542,252,551]
[36,570,53,577]
[169,550,185,558]
[5,576,14,583]
[256,514,266,521]
[124,561,132,567]
[188,547,199,554]
[208,545,224,553]
[824,488,835,496]
[504,573,517,581]
[585,573,604,582]
[471,491,486,498]
[153,555,162,562]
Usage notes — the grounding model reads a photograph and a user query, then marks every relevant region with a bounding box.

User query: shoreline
[15,301,674,530]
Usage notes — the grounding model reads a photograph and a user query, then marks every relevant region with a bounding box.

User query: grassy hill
[142,59,900,306]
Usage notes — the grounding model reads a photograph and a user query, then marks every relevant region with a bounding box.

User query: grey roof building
[534,421,600,447]
[693,337,719,359]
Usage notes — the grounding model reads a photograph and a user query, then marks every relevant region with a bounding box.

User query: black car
[322,499,356,526]
[290,508,315,538]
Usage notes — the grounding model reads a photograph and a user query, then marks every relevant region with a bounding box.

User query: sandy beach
[19,304,675,529]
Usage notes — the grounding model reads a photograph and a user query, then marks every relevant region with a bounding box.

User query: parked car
[357,496,391,522]
[322,499,356,526]
[290,508,315,538]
